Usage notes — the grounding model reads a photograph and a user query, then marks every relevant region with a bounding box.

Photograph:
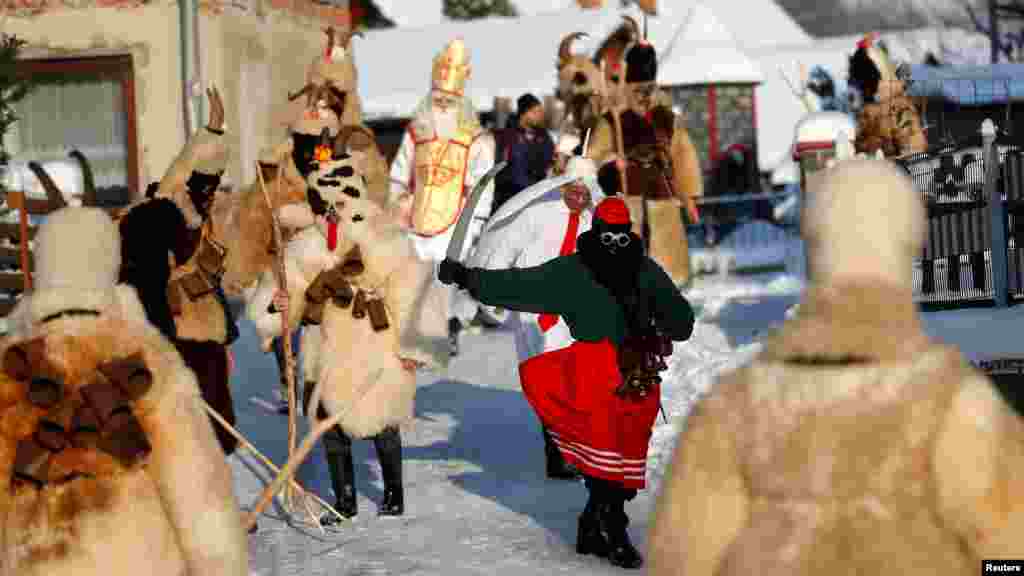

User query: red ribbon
[538,212,581,333]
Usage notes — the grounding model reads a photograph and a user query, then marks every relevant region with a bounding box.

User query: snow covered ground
[227,269,803,575]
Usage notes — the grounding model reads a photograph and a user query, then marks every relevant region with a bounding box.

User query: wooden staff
[244,368,383,532]
[254,160,299,513]
[612,52,630,198]
[201,398,345,530]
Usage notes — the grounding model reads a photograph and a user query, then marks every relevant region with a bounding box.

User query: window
[11,54,139,203]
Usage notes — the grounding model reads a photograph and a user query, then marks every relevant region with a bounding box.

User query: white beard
[433,108,458,139]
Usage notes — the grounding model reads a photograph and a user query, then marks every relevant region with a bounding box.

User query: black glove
[438,258,469,288]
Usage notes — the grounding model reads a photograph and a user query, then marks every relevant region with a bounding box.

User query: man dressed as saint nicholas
[388,38,496,355]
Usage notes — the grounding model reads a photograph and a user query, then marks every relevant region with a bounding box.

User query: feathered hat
[432,38,472,96]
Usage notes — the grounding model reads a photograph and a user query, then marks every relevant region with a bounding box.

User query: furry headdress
[803,159,924,288]
[10,207,135,330]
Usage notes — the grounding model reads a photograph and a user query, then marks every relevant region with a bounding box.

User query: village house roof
[354,1,763,121]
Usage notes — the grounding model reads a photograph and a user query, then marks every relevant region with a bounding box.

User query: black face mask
[291,133,320,178]
[185,171,221,219]
[578,222,642,279]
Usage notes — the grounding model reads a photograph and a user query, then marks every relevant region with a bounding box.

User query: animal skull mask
[305,151,368,253]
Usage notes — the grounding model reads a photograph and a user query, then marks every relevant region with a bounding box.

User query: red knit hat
[595,197,631,225]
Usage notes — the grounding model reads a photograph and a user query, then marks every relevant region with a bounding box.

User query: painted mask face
[304,153,367,252]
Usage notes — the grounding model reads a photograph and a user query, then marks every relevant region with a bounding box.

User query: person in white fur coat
[388,38,496,356]
[469,156,604,480]
[247,148,449,525]
[1,207,247,575]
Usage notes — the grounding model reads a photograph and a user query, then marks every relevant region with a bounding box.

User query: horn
[26,161,68,210]
[558,32,588,67]
[287,84,313,102]
[68,149,98,208]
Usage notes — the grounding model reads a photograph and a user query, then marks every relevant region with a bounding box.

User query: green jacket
[465,254,695,347]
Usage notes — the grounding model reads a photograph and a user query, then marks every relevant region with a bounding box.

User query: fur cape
[0,280,246,574]
[246,199,449,438]
[587,105,702,285]
[855,93,928,158]
[646,281,1024,575]
[123,128,235,344]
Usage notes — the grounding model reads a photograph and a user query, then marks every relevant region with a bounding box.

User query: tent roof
[354,2,762,120]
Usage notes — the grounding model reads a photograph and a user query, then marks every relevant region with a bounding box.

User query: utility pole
[992,0,1001,63]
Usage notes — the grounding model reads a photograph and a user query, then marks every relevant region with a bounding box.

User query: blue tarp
[908,64,1024,104]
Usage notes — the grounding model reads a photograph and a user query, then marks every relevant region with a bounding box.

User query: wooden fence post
[984,118,1009,307]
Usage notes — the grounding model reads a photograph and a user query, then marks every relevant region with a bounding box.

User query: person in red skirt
[439,196,694,569]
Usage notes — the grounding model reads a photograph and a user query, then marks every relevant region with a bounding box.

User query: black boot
[543,427,580,480]
[576,490,609,557]
[375,426,404,516]
[601,497,643,569]
[448,318,462,357]
[321,424,357,525]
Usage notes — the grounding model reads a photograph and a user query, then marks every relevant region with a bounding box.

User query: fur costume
[848,34,927,157]
[247,153,449,438]
[556,32,605,137]
[0,207,247,575]
[221,29,390,298]
[219,130,390,298]
[647,160,1023,575]
[119,129,240,455]
[587,44,702,286]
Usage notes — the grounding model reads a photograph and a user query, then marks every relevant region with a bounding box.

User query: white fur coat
[247,202,449,438]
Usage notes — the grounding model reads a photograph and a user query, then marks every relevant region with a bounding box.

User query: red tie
[538,211,581,332]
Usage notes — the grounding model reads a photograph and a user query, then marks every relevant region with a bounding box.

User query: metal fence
[895,119,1024,309]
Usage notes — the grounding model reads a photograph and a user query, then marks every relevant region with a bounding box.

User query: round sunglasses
[600,231,631,248]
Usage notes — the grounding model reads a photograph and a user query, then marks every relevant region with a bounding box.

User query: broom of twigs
[243,368,383,532]
[200,399,343,533]
[254,159,301,515]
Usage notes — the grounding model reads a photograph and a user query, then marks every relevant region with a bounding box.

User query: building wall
[7,0,350,196]
[8,3,183,194]
[667,82,758,192]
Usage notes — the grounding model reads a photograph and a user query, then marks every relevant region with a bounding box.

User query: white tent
[354,1,762,120]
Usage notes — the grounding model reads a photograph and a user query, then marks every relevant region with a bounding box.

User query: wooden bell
[366,297,390,332]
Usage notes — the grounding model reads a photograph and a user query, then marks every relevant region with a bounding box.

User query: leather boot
[543,427,580,480]
[448,318,462,357]
[576,490,609,557]
[375,426,404,516]
[601,498,643,569]
[321,424,357,526]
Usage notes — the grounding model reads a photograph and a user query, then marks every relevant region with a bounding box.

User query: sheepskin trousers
[175,339,238,456]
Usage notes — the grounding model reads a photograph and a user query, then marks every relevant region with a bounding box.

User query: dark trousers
[175,339,237,455]
[303,380,403,502]
[272,329,302,398]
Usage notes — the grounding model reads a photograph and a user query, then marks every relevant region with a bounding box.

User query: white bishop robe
[468,177,605,364]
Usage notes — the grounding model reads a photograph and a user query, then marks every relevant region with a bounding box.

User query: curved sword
[445,160,508,262]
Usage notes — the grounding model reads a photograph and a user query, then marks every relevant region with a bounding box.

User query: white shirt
[469,187,599,363]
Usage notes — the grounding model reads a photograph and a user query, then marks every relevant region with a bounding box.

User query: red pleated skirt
[517,339,660,489]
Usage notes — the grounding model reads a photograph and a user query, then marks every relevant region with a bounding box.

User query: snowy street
[227,271,802,575]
